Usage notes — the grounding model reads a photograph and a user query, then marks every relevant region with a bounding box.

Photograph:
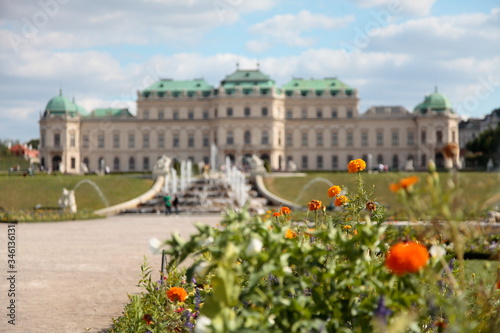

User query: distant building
[9,143,39,163]
[39,69,460,174]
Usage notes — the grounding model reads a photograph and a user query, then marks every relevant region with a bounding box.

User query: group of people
[162,194,179,215]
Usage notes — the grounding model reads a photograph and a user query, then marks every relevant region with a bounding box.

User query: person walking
[162,193,172,215]
[172,194,179,214]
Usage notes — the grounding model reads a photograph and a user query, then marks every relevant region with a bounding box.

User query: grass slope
[264,171,500,217]
[0,174,154,210]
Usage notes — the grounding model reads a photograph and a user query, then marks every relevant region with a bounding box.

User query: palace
[39,68,460,174]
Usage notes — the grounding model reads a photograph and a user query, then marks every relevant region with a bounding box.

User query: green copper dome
[414,88,453,114]
[43,90,86,117]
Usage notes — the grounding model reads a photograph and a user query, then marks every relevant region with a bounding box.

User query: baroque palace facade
[39,68,460,174]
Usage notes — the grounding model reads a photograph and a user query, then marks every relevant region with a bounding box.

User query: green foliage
[112,169,500,332]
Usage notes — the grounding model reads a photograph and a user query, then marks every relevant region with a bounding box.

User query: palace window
[158,110,164,119]
[188,110,194,120]
[286,132,293,147]
[70,132,76,147]
[54,133,61,147]
[244,107,251,117]
[143,133,149,148]
[317,155,323,169]
[227,107,233,117]
[113,157,120,171]
[331,132,338,146]
[128,134,135,148]
[143,157,149,170]
[316,132,323,147]
[316,109,323,118]
[188,134,194,147]
[98,134,104,148]
[261,130,269,145]
[347,132,353,146]
[262,107,268,116]
[158,133,164,148]
[113,134,120,148]
[376,131,384,146]
[203,133,209,147]
[361,132,368,147]
[392,131,399,146]
[332,155,338,169]
[129,157,135,170]
[226,131,234,145]
[301,132,308,147]
[173,134,180,147]
[244,130,251,145]
[407,132,414,146]
[302,155,308,169]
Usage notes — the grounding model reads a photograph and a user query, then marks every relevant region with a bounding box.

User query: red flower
[273,212,281,217]
[143,314,153,325]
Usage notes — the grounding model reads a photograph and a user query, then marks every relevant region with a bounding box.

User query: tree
[27,138,40,149]
[466,121,500,169]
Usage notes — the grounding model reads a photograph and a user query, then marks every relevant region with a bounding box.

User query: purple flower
[374,296,391,324]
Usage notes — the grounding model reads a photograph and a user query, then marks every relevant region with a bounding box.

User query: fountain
[58,179,110,213]
[294,177,334,203]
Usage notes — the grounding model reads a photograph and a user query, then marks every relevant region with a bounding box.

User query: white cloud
[248,10,355,50]
[352,0,436,17]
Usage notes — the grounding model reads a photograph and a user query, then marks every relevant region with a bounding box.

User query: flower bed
[109,160,500,332]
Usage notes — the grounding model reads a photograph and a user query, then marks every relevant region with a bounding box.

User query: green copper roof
[43,90,86,117]
[414,88,453,114]
[282,78,354,96]
[221,69,275,88]
[86,108,133,118]
[144,79,213,92]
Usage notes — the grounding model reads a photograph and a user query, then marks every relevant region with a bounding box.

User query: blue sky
[1,0,499,142]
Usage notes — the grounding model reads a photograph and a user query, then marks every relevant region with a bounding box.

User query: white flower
[245,238,263,256]
[148,237,163,254]
[283,266,292,274]
[194,261,211,277]
[199,236,214,247]
[429,245,446,258]
[195,315,212,333]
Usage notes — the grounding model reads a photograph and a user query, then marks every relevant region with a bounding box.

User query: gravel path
[0,214,221,333]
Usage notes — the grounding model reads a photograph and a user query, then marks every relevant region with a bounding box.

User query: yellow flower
[342,225,352,230]
[347,159,366,173]
[327,185,342,198]
[335,195,349,207]
[285,229,297,239]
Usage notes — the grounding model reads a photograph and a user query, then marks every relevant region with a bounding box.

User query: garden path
[0,214,220,333]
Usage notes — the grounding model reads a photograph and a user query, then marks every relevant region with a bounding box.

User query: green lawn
[0,174,154,210]
[264,171,500,217]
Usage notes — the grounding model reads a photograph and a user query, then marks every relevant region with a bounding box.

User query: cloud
[0,0,278,52]
[247,10,355,51]
[352,0,436,17]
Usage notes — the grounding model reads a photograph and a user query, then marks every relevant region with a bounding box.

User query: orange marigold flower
[335,195,349,207]
[347,159,366,173]
[308,199,322,211]
[285,229,297,239]
[281,206,291,215]
[273,212,281,217]
[366,201,377,211]
[305,228,315,237]
[390,176,419,192]
[342,225,352,230]
[353,230,358,236]
[327,185,342,198]
[167,287,188,302]
[385,241,429,276]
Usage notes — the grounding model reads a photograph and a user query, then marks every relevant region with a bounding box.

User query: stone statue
[247,154,267,173]
[287,160,297,172]
[59,188,77,213]
[153,155,172,177]
[405,159,414,171]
